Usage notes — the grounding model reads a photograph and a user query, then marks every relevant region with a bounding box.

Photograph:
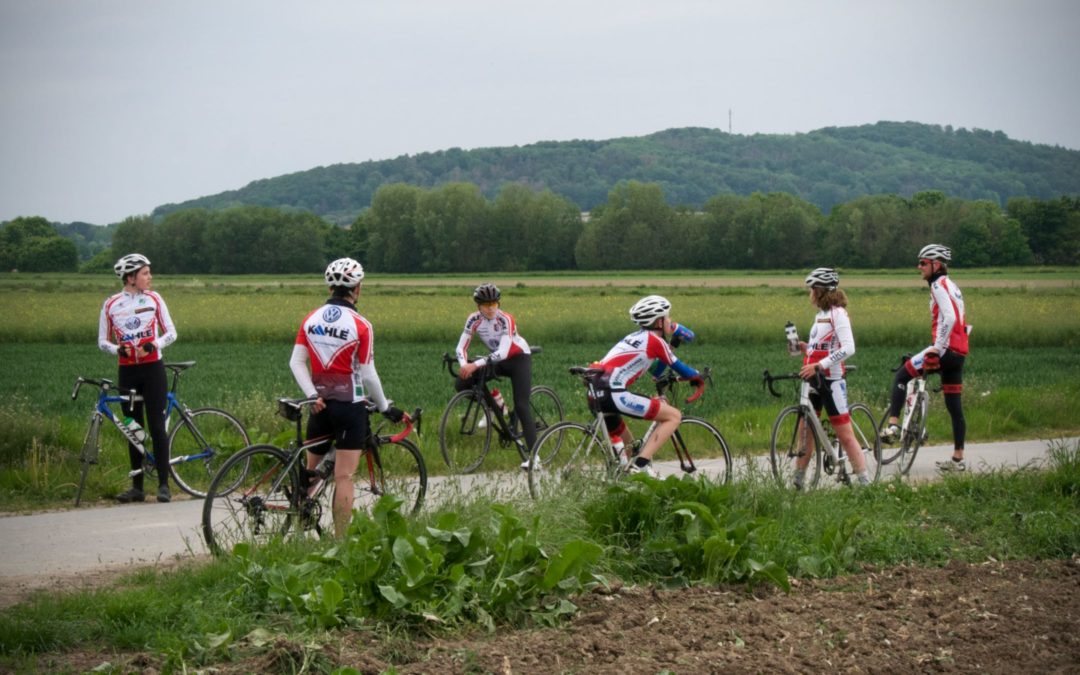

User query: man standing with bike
[455,283,538,469]
[289,258,405,537]
[880,244,970,472]
[98,254,178,503]
[589,295,704,477]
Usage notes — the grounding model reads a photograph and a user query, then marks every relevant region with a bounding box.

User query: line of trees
[4,185,1078,274]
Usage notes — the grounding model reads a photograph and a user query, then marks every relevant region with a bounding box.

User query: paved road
[0,437,1071,591]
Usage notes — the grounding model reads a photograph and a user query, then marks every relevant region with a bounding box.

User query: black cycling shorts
[305,399,369,455]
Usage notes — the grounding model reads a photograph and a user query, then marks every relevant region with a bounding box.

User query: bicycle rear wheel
[439,389,492,474]
[201,444,299,556]
[74,416,102,507]
[848,403,882,483]
[897,394,927,476]
[352,438,427,517]
[168,407,251,498]
[527,385,564,438]
[671,416,732,484]
[528,421,614,500]
[770,406,822,490]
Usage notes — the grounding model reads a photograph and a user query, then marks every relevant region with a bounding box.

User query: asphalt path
[0,437,1071,595]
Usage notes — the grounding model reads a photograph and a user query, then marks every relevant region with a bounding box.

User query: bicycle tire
[672,416,732,484]
[201,444,299,557]
[878,408,905,465]
[352,437,428,518]
[527,385,565,439]
[897,393,928,476]
[848,403,883,483]
[74,416,102,507]
[770,406,822,489]
[168,407,251,498]
[528,421,614,500]
[439,389,493,473]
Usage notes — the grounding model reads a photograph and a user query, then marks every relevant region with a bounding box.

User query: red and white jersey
[98,290,177,365]
[929,275,968,355]
[802,306,855,380]
[294,300,375,402]
[598,329,680,390]
[455,309,530,367]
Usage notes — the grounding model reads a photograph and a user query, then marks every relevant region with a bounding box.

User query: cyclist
[455,283,537,468]
[793,268,870,488]
[589,295,704,477]
[289,258,405,537]
[880,244,970,472]
[98,253,178,503]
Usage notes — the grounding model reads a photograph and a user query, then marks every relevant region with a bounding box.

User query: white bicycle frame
[898,376,928,442]
[794,379,844,469]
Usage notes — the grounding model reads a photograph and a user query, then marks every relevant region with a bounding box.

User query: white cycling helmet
[324,257,365,288]
[114,253,151,279]
[918,244,952,262]
[805,267,839,290]
[629,295,671,328]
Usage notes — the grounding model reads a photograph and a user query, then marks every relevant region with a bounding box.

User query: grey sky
[2,0,1078,225]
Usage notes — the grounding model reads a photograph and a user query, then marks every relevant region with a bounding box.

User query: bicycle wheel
[202,444,299,556]
[74,416,102,507]
[770,406,822,490]
[528,421,614,500]
[897,394,928,476]
[672,416,733,484]
[527,385,565,438]
[352,438,427,517]
[878,408,904,465]
[168,407,251,498]
[847,403,882,483]
[439,389,492,473]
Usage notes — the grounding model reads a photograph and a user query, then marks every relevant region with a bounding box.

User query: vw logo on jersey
[322,306,342,323]
[124,316,141,331]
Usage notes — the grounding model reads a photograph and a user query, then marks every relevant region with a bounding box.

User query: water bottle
[491,388,509,416]
[315,449,337,479]
[785,322,800,356]
[122,417,146,443]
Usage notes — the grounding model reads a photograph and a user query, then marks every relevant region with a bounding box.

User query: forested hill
[153,121,1080,224]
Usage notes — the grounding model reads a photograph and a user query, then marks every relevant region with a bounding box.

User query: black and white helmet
[114,253,150,279]
[804,267,839,290]
[629,295,671,328]
[918,244,952,262]
[473,283,501,303]
[324,258,365,288]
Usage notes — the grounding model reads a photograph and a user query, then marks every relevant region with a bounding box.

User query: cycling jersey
[929,274,968,355]
[802,306,855,380]
[291,297,388,407]
[455,309,531,368]
[598,329,687,390]
[98,289,177,365]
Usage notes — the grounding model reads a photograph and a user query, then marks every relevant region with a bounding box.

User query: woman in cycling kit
[290,258,405,537]
[455,283,537,468]
[794,268,870,488]
[589,295,704,478]
[880,244,970,472]
[98,253,178,503]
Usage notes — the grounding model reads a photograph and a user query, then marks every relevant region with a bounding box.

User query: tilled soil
[25,557,1080,674]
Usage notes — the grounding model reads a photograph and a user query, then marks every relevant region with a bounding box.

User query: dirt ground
[20,557,1080,674]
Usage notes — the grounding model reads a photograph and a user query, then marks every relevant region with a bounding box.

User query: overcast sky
[2,0,1078,225]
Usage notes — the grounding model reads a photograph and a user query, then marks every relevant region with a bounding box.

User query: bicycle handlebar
[444,347,543,379]
[72,375,141,403]
[390,408,423,443]
[655,366,712,404]
[762,365,859,398]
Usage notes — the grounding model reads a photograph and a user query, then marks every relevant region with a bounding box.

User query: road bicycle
[879,354,936,475]
[201,397,426,556]
[763,367,881,490]
[438,350,564,473]
[71,361,250,506]
[527,366,731,500]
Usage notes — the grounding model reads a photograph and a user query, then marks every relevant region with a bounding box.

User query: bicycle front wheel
[897,394,928,476]
[528,421,614,500]
[201,444,299,556]
[353,438,427,517]
[74,416,103,507]
[770,406,822,490]
[439,389,493,474]
[168,407,251,498]
[671,416,732,484]
[848,403,882,483]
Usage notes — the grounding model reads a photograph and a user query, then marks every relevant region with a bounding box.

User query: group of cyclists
[99,241,969,528]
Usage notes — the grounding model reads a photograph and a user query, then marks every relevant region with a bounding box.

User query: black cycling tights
[456,354,536,452]
[118,360,170,489]
[888,351,966,451]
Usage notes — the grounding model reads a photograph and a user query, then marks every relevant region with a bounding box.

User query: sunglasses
[918,260,933,267]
